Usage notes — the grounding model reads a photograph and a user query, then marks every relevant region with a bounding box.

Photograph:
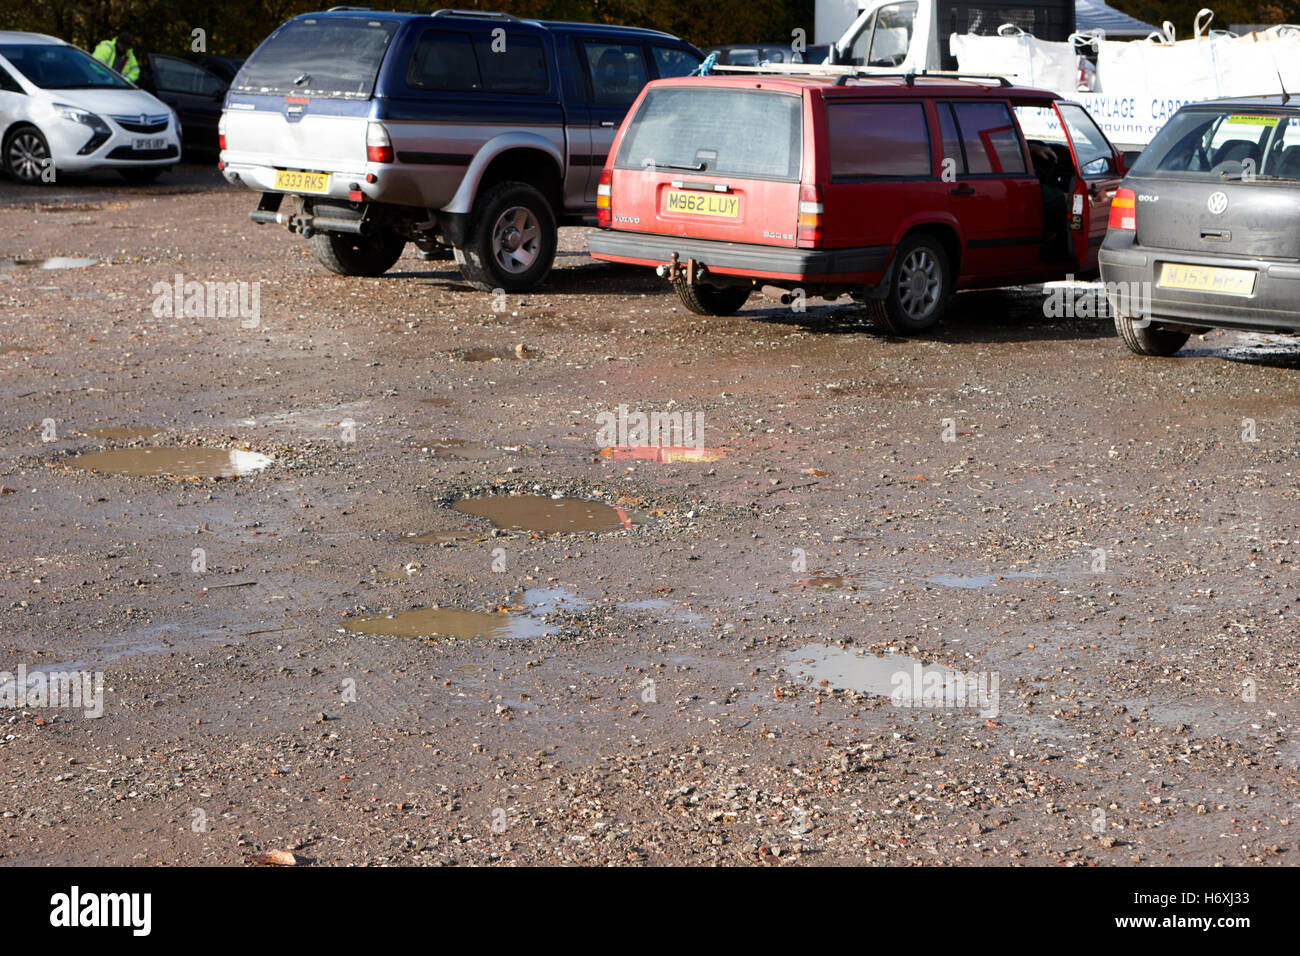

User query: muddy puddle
[65,447,271,478]
[798,572,887,590]
[454,344,536,362]
[452,495,630,533]
[419,397,455,406]
[787,644,998,714]
[599,444,724,463]
[344,587,586,640]
[0,256,98,271]
[0,345,37,355]
[622,598,705,628]
[80,426,160,441]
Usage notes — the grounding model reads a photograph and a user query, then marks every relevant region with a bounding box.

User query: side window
[582,42,648,107]
[651,46,700,79]
[1056,103,1113,174]
[937,103,965,173]
[473,33,548,94]
[153,57,224,96]
[951,101,1027,175]
[827,101,931,178]
[1266,115,1300,179]
[405,30,480,92]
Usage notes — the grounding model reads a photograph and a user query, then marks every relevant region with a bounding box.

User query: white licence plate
[132,137,166,151]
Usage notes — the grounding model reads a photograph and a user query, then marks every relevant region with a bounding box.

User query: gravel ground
[0,164,1296,866]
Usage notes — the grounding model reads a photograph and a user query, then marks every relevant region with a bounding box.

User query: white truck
[816,0,1300,150]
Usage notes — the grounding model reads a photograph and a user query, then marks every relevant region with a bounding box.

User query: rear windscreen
[234,17,398,98]
[1131,108,1300,181]
[615,87,802,181]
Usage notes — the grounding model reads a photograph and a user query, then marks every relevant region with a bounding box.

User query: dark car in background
[138,52,233,154]
[1100,95,1300,356]
[704,43,829,66]
[220,8,701,290]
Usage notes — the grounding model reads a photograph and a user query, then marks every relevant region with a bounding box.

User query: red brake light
[796,184,823,247]
[366,122,393,164]
[596,167,612,228]
[218,133,226,150]
[1109,186,1136,231]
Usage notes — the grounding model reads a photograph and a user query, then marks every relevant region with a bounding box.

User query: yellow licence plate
[663,189,738,218]
[274,170,330,194]
[1158,263,1256,296]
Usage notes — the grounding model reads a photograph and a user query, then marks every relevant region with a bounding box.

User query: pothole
[452,494,631,533]
[343,587,586,640]
[454,344,537,362]
[64,447,272,478]
[414,438,530,460]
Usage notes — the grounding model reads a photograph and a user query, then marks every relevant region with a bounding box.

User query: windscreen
[615,86,802,181]
[1130,107,1300,181]
[233,17,399,98]
[0,44,131,89]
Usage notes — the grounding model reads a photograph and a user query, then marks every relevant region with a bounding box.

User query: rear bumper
[1099,240,1300,333]
[587,230,891,284]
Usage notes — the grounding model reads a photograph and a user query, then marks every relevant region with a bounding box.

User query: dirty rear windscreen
[615,87,802,181]
[1130,108,1300,181]
[233,17,398,98]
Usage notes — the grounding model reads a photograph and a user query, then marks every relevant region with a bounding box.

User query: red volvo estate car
[587,72,1128,334]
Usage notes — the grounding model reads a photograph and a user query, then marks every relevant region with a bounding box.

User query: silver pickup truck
[219,8,700,291]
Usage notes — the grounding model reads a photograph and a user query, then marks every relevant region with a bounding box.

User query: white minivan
[0,31,181,184]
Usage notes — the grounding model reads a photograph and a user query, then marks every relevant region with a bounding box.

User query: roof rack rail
[431,8,520,20]
[707,63,1013,87]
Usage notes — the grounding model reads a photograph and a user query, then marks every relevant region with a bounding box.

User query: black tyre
[310,230,406,277]
[1113,310,1189,356]
[118,166,165,184]
[865,233,951,335]
[453,181,556,292]
[3,125,52,185]
[670,277,751,316]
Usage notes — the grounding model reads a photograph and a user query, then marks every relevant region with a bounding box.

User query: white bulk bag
[949,24,1077,92]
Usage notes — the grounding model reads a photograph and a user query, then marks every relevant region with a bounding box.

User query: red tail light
[1108,186,1136,231]
[796,184,823,247]
[218,133,226,150]
[366,122,393,164]
[596,167,612,228]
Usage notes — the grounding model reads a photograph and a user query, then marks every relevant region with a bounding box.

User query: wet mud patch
[784,644,997,715]
[413,438,532,461]
[62,447,272,479]
[599,444,725,464]
[452,494,631,534]
[0,256,98,271]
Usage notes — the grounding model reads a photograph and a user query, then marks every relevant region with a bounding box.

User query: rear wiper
[647,161,708,172]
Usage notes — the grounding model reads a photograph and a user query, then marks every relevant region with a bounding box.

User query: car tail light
[217,113,226,151]
[596,168,612,228]
[796,185,823,247]
[1109,186,1136,231]
[366,122,393,164]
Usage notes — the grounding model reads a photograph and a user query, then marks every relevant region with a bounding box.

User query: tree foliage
[0,0,814,57]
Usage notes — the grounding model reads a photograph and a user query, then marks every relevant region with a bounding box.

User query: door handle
[950,184,975,196]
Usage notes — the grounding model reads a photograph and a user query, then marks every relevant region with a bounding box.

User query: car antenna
[1279,70,1292,104]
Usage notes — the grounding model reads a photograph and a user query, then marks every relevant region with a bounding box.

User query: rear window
[947,101,1026,175]
[615,86,802,181]
[1131,107,1300,181]
[234,16,398,98]
[827,101,931,178]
